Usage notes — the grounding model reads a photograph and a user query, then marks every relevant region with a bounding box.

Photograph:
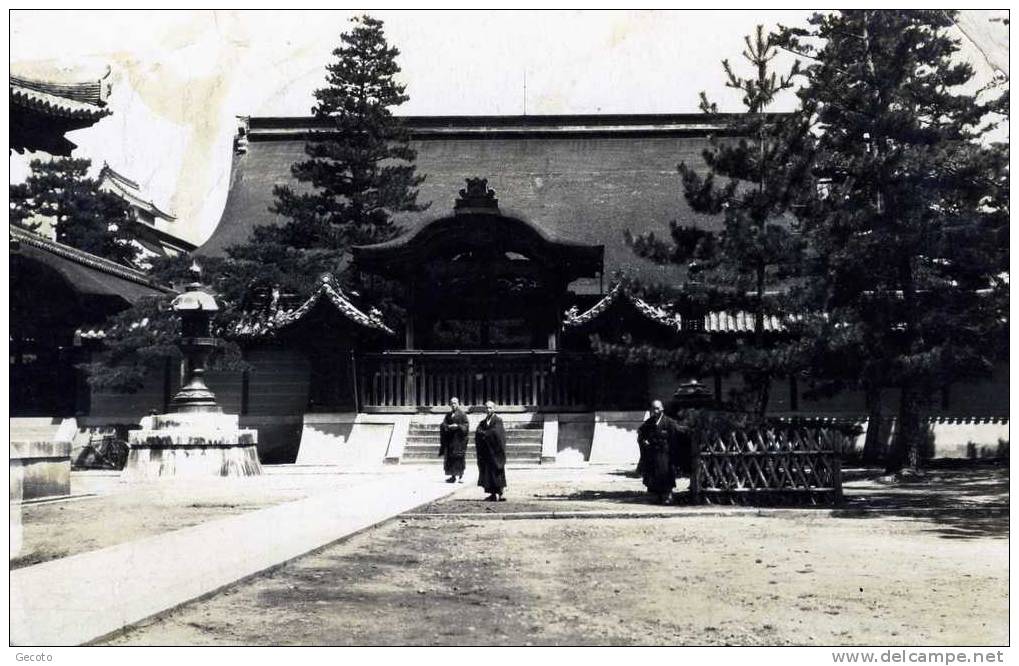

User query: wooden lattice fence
[690,428,844,506]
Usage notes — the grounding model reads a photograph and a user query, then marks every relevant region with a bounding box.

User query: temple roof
[352,178,603,281]
[9,225,173,304]
[10,74,111,119]
[231,275,394,339]
[563,282,785,334]
[98,164,176,222]
[10,70,113,155]
[197,114,748,292]
[563,282,681,330]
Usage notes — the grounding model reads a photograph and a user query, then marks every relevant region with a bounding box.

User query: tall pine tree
[10,157,140,267]
[626,26,811,416]
[83,14,426,392]
[779,10,1008,473]
[230,14,426,301]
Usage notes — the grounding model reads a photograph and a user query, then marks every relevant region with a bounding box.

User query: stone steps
[400,446,543,463]
[401,418,544,464]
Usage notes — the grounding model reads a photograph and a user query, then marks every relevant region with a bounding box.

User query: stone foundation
[123,412,261,479]
[10,440,72,502]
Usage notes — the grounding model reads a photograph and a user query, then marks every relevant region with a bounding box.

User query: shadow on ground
[838,464,1009,540]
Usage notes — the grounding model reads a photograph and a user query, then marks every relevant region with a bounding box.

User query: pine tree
[779,10,1008,473]
[10,157,140,266]
[626,26,811,416]
[241,13,427,300]
[83,15,425,392]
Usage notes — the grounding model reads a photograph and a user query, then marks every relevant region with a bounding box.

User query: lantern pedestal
[123,412,261,479]
[122,276,262,479]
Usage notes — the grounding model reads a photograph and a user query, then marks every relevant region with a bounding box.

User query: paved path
[10,469,456,646]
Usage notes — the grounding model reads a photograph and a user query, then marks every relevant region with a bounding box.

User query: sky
[9,10,1009,245]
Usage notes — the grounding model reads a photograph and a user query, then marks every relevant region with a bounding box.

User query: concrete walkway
[10,469,456,646]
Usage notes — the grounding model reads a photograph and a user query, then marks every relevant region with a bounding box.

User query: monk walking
[438,397,469,483]
[475,400,507,501]
[637,399,682,504]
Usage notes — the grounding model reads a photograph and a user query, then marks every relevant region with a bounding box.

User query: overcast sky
[9,10,1009,244]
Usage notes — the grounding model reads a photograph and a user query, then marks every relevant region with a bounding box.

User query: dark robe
[475,413,507,494]
[637,413,682,495]
[438,408,469,476]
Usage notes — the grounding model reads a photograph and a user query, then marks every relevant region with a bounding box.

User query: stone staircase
[400,417,544,464]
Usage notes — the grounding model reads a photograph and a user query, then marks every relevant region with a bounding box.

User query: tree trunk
[885,382,925,474]
[861,385,885,464]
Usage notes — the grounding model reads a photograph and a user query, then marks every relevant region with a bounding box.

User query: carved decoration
[455,177,499,211]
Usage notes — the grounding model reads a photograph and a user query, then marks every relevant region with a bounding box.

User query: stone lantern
[169,281,221,413]
[122,272,261,479]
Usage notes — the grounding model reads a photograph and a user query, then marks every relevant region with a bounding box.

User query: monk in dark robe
[438,397,469,483]
[637,399,683,504]
[475,400,507,501]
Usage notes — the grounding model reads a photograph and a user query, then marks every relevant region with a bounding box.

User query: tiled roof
[98,164,176,222]
[231,276,394,339]
[563,282,681,330]
[10,75,111,120]
[563,282,786,334]
[196,114,751,292]
[704,310,784,333]
[10,225,173,302]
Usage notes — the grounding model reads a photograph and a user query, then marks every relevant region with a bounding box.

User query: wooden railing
[356,350,647,412]
[690,428,844,506]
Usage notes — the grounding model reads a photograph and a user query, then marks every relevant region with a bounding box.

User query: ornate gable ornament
[454,177,499,212]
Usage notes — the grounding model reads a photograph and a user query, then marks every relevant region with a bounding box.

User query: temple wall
[88,366,172,422]
[84,347,313,464]
[206,347,311,464]
[81,355,1005,465]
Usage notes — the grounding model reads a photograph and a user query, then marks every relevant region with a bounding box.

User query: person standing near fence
[438,397,469,483]
[637,399,683,504]
[475,400,507,501]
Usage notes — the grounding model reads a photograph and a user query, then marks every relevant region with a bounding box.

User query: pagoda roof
[9,225,173,304]
[98,163,176,222]
[231,275,394,339]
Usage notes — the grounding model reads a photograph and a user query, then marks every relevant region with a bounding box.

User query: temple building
[17,113,1011,463]
[8,70,172,423]
[97,163,197,262]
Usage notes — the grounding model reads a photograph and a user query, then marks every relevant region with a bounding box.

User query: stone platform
[123,412,261,479]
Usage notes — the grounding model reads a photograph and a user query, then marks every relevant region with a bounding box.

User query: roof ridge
[9,225,174,293]
[9,71,109,105]
[232,276,394,338]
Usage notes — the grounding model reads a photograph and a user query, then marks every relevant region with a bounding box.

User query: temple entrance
[353,178,604,354]
[413,245,561,349]
[349,179,625,411]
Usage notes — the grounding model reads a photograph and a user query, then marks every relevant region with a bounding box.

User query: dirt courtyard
[103,464,1008,646]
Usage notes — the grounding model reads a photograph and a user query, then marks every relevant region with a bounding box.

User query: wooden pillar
[405,316,415,350]
[405,280,417,350]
